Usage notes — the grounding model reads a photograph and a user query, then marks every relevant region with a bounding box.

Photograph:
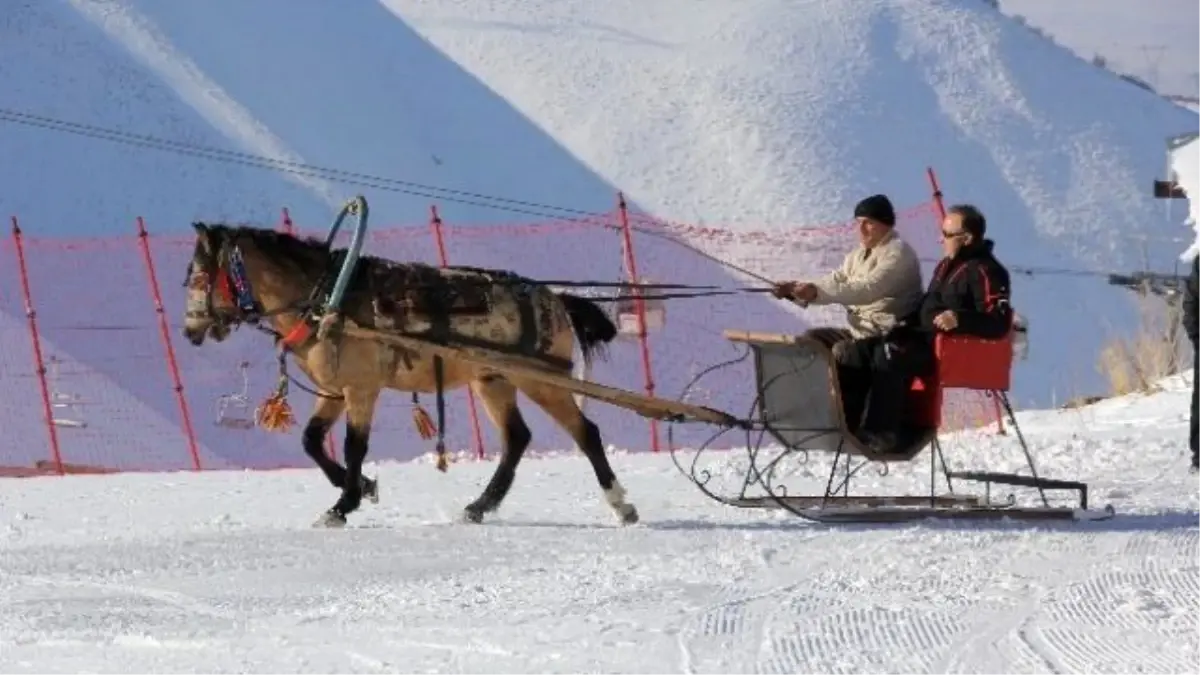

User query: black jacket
[1184,255,1198,347]
[900,239,1014,340]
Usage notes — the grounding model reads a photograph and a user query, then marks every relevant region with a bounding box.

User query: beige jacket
[809,230,923,338]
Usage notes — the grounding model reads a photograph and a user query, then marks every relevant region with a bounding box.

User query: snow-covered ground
[2,375,1196,673]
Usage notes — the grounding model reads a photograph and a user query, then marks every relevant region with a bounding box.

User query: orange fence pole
[10,216,64,475]
[616,193,661,453]
[429,205,486,460]
[135,216,203,470]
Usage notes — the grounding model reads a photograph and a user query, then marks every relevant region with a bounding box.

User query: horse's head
[181,222,240,346]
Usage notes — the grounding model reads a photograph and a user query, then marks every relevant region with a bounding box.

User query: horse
[180,221,640,528]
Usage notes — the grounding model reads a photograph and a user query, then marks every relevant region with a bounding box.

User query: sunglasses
[941,230,967,240]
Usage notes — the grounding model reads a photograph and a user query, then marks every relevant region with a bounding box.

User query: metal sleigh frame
[668,330,1115,524]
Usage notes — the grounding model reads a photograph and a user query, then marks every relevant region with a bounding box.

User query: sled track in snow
[1033,529,1199,673]
[675,531,889,673]
[936,527,1199,674]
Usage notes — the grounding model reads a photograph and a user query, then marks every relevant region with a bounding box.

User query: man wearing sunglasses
[840,203,1014,454]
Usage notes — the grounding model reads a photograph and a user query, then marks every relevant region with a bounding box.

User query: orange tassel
[435,449,449,472]
[255,391,295,433]
[412,404,436,440]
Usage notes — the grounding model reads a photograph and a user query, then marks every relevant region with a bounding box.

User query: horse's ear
[192,222,214,253]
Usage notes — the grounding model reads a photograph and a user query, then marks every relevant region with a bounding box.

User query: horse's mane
[200,221,533,291]
[202,222,338,282]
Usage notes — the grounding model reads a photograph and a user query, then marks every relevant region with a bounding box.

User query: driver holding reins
[772,194,924,434]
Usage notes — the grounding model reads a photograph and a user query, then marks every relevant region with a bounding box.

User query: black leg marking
[304,417,347,489]
[578,417,616,490]
[464,407,531,523]
[319,423,372,527]
[577,415,638,525]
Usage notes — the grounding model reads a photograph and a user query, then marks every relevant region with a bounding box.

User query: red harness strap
[214,267,235,305]
[280,321,313,349]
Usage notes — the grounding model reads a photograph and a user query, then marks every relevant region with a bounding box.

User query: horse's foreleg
[522,383,638,525]
[303,396,346,487]
[315,386,380,528]
[463,375,530,523]
[303,396,379,505]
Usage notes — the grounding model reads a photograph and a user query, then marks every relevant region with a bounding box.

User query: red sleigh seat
[906,332,1014,431]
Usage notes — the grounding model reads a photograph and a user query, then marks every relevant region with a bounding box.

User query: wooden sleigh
[668,329,1115,524]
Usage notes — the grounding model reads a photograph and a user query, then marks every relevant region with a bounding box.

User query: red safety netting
[0,175,1000,475]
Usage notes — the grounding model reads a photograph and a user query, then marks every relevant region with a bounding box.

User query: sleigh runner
[179,195,1112,527]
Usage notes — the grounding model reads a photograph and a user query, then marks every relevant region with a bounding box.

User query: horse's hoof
[619,505,640,526]
[462,507,484,524]
[361,476,379,505]
[314,509,347,529]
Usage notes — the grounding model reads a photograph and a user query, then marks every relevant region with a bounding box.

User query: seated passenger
[839,203,1014,454]
[772,194,923,358]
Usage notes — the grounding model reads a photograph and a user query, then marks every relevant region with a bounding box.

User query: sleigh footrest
[947,470,1089,510]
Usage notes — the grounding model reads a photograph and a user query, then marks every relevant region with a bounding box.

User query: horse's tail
[557,292,618,366]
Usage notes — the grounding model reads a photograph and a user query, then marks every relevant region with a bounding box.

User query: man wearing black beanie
[774,194,921,333]
[772,193,923,432]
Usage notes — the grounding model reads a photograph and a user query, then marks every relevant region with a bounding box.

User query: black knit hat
[853,194,896,227]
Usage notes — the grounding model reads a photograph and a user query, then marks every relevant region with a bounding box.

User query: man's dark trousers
[837,333,934,437]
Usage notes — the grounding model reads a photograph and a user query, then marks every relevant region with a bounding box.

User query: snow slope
[1000,0,1198,100]
[2,0,1198,470]
[1,376,1197,673]
[0,0,814,469]
[383,0,1199,405]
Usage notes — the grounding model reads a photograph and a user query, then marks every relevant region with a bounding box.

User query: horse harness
[184,241,558,458]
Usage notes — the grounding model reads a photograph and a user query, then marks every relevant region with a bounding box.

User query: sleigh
[667,329,1114,523]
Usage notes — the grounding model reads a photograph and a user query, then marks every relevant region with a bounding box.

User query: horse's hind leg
[303,395,377,504]
[315,386,381,528]
[521,383,639,525]
[462,375,531,523]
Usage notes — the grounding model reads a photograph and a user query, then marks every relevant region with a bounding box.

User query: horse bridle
[183,239,270,334]
[184,237,331,349]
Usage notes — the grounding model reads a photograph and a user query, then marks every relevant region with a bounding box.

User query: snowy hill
[1,375,1196,672]
[385,0,1199,406]
[1,0,1198,470]
[1000,0,1198,100]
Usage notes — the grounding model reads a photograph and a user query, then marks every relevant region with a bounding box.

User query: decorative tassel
[256,376,295,432]
[435,443,449,473]
[412,404,436,440]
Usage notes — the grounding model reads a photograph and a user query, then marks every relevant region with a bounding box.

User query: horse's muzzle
[183,326,206,346]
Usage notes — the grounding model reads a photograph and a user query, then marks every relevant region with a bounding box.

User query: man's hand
[771,281,818,305]
[771,281,798,299]
[793,283,818,303]
[933,310,958,331]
